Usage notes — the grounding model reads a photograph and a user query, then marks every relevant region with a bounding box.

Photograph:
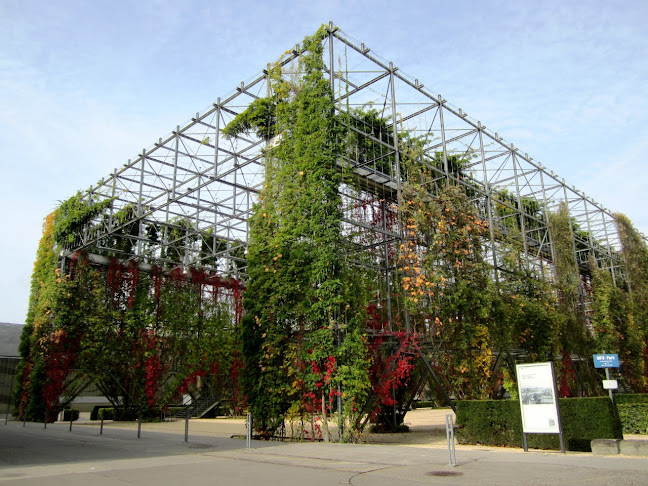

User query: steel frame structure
[64,23,631,323]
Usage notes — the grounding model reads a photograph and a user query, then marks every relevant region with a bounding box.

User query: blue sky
[1,0,646,324]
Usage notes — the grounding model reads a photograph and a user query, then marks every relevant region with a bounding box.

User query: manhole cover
[426,470,463,477]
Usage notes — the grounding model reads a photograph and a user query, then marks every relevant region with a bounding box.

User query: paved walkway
[2,416,648,485]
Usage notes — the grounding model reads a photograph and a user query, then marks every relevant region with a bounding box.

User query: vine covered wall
[16,24,648,434]
[16,206,243,421]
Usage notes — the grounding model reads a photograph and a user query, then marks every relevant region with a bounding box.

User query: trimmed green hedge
[412,401,436,409]
[455,399,521,447]
[90,406,112,420]
[62,409,80,422]
[456,398,622,452]
[98,408,115,420]
[615,393,648,404]
[615,394,648,435]
[617,404,648,434]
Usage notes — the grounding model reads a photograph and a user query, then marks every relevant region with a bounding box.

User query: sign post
[593,354,619,401]
[516,362,565,453]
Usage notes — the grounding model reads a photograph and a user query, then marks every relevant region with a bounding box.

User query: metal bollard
[5,375,14,425]
[137,415,142,438]
[100,417,104,435]
[246,412,252,449]
[184,414,189,443]
[445,414,457,466]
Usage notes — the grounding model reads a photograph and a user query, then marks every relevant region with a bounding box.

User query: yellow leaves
[299,171,304,176]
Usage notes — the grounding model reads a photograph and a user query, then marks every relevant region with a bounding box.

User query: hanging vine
[233,26,371,440]
[397,145,495,399]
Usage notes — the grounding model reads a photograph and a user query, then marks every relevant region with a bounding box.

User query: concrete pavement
[2,419,648,485]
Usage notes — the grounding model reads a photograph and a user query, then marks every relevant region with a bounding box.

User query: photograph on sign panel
[520,387,554,405]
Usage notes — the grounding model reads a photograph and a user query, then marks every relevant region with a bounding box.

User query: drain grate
[426,470,463,477]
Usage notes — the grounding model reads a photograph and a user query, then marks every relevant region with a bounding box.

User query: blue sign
[593,354,619,368]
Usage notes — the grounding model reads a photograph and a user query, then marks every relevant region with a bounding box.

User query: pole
[523,433,528,452]
[100,417,104,435]
[185,413,189,443]
[445,414,456,466]
[246,412,252,449]
[605,368,614,402]
[137,414,142,438]
[5,373,14,425]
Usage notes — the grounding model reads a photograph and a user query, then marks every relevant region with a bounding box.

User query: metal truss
[65,22,633,309]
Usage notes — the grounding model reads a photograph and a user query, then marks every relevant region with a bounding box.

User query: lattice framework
[64,23,631,314]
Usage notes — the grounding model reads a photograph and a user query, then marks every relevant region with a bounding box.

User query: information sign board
[516,362,561,434]
[593,354,619,368]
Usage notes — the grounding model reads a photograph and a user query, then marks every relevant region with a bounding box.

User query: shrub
[412,400,436,409]
[615,393,648,404]
[614,394,648,435]
[455,400,521,447]
[456,398,622,452]
[91,406,109,420]
[558,397,622,451]
[62,409,80,422]
[617,404,648,434]
[98,408,115,420]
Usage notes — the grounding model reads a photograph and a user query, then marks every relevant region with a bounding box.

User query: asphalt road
[1,420,648,485]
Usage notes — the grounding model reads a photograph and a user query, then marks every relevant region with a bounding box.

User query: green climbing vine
[614,213,648,390]
[398,145,495,399]
[16,193,244,422]
[234,26,371,440]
